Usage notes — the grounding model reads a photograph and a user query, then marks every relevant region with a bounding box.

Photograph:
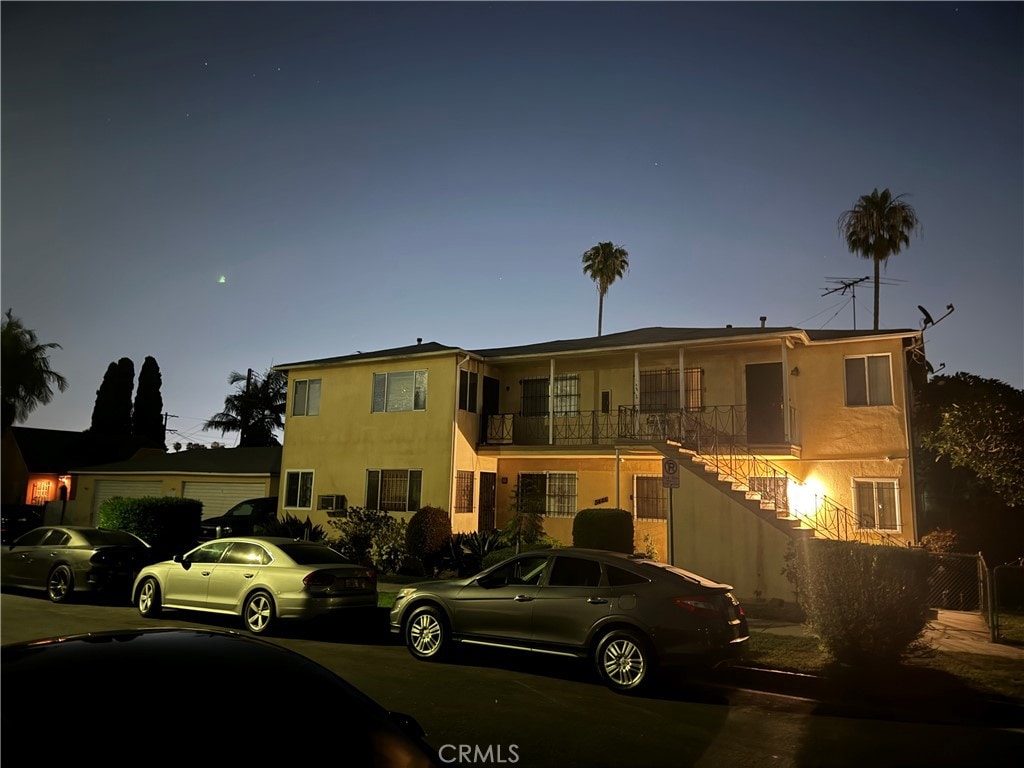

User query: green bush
[98,496,202,558]
[784,539,931,667]
[370,517,408,576]
[572,508,634,553]
[255,513,327,543]
[329,506,398,566]
[405,506,452,575]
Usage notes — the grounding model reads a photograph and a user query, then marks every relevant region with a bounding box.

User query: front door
[745,362,784,444]
[478,473,496,532]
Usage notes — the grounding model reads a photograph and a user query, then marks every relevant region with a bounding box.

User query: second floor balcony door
[745,362,784,444]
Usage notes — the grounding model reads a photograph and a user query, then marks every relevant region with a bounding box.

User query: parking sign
[662,457,680,488]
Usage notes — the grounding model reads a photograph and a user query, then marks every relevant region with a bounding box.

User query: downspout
[453,354,471,523]
[902,339,919,543]
[781,340,791,442]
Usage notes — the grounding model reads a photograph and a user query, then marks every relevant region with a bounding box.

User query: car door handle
[587,598,608,605]
[201,571,212,577]
[243,573,254,579]
[513,594,534,602]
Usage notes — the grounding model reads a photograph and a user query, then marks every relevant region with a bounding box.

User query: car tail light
[673,597,722,618]
[303,571,336,587]
[363,568,377,585]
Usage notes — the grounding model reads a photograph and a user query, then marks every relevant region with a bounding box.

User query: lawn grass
[996,610,1024,645]
[745,630,1024,702]
[378,590,398,609]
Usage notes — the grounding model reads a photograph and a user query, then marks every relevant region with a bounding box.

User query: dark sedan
[0,525,152,603]
[2,628,440,766]
[390,548,749,692]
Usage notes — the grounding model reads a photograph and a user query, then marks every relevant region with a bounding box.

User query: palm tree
[581,241,630,336]
[1,309,69,430]
[203,368,287,447]
[838,188,921,330]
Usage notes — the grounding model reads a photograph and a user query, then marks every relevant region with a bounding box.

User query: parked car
[133,536,377,634]
[389,548,749,692]
[1,525,153,603]
[0,504,43,544]
[1,627,440,766]
[198,496,278,541]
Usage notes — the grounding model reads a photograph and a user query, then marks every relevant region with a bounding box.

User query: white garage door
[92,480,163,520]
[182,481,268,519]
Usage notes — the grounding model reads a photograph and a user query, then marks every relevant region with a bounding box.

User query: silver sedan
[132,536,377,634]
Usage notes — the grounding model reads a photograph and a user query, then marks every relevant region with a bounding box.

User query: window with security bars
[639,368,703,412]
[366,469,422,512]
[634,476,666,520]
[521,375,579,416]
[518,472,577,517]
[854,479,899,530]
[455,471,474,514]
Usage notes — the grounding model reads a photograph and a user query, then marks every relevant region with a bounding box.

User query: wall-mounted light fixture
[790,367,800,376]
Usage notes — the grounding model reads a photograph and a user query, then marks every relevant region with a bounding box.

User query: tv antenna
[822,277,870,329]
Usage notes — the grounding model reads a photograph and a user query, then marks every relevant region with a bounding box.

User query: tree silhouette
[1,309,68,429]
[90,358,135,436]
[132,356,165,447]
[204,368,287,447]
[581,242,629,336]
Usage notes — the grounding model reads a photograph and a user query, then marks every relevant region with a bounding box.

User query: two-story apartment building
[275,325,924,602]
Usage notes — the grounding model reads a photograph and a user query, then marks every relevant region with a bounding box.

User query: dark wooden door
[745,363,784,444]
[478,472,497,532]
[481,376,500,444]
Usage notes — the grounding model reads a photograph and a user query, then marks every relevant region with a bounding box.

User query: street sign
[662,457,680,489]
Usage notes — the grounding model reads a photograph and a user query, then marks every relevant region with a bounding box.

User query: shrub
[920,528,960,553]
[255,513,327,543]
[784,539,931,667]
[572,508,633,553]
[98,496,202,559]
[406,506,452,576]
[329,507,398,566]
[369,517,408,576]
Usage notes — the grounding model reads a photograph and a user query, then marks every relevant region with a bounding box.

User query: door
[451,554,549,642]
[530,555,611,650]
[478,473,496,532]
[481,376,500,443]
[205,542,269,610]
[745,363,784,444]
[164,541,230,608]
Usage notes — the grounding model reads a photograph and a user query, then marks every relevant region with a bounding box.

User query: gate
[926,551,984,612]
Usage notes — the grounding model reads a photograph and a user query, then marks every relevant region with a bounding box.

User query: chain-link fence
[991,561,1024,643]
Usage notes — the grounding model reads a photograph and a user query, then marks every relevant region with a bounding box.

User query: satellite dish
[918,305,935,327]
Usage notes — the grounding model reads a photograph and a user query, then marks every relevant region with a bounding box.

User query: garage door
[182,481,268,519]
[92,480,163,520]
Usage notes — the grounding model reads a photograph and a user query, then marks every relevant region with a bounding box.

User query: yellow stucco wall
[281,351,461,529]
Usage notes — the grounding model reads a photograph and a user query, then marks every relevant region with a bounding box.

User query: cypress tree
[90,357,135,435]
[132,356,165,447]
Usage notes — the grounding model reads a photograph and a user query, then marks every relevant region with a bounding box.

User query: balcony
[483,405,800,454]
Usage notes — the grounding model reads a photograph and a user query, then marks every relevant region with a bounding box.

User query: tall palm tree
[203,368,287,447]
[1,309,69,430]
[838,188,921,330]
[581,241,630,336]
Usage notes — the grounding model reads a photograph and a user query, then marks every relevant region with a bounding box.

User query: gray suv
[389,548,749,692]
[199,497,278,541]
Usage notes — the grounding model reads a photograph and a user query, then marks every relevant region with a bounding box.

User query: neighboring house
[275,326,924,602]
[69,447,281,526]
[1,427,156,511]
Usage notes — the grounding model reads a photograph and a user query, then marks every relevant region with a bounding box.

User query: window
[521,375,579,416]
[854,479,899,530]
[485,555,550,587]
[366,469,422,512]
[292,379,321,416]
[372,370,427,412]
[285,470,313,509]
[845,355,893,406]
[222,542,271,566]
[640,368,703,412]
[518,472,577,517]
[605,565,649,586]
[548,556,602,587]
[455,471,474,514]
[634,476,666,520]
[601,390,611,414]
[459,370,478,412]
[189,541,230,564]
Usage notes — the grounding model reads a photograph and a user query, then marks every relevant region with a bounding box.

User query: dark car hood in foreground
[2,628,439,766]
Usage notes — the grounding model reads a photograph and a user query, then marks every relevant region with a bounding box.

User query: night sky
[3,2,1021,446]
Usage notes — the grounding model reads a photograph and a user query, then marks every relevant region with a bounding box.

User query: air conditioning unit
[317,494,347,514]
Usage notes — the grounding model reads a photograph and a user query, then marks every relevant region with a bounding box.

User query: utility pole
[162,412,177,447]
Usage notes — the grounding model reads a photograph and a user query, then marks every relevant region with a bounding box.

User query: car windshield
[81,530,146,547]
[278,543,351,565]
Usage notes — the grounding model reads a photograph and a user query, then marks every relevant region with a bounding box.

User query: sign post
[662,458,680,564]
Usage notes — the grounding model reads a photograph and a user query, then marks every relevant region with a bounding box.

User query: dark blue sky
[3,2,1021,445]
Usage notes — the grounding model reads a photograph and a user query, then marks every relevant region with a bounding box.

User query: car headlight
[396,587,418,600]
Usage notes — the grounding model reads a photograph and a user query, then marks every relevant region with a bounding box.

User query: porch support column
[549,358,555,445]
[678,348,685,412]
[633,352,640,435]
[781,340,791,442]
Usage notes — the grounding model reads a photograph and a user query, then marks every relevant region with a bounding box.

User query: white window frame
[292,378,321,417]
[372,370,428,413]
[284,470,314,510]
[844,354,894,407]
[853,478,900,531]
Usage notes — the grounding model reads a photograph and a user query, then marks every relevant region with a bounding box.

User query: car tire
[594,629,654,693]
[137,577,162,618]
[243,590,275,634]
[47,565,74,603]
[405,604,450,661]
